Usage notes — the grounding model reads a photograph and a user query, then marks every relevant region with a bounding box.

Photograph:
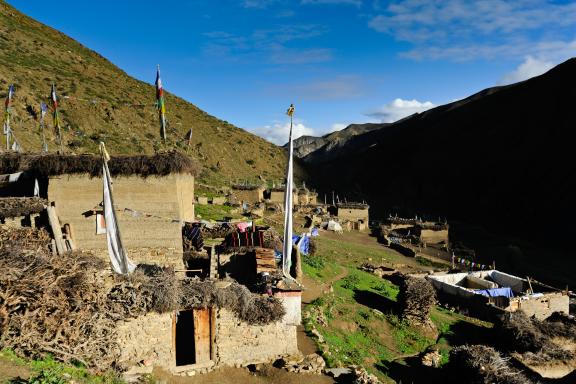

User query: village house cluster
[0,152,303,376]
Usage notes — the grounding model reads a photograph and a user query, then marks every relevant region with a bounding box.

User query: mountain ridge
[287,123,385,159]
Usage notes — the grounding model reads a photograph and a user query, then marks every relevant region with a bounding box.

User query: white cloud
[301,0,362,6]
[265,75,365,100]
[400,39,576,62]
[249,120,316,145]
[366,98,435,123]
[203,25,333,65]
[368,0,576,62]
[499,56,554,85]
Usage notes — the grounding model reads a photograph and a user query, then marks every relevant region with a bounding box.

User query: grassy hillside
[0,0,302,185]
[301,231,492,383]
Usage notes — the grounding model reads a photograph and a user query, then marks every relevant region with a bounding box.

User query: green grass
[415,256,449,269]
[313,235,408,267]
[0,349,123,384]
[194,204,242,221]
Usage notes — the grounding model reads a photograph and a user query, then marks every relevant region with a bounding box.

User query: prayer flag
[155,65,167,140]
[4,84,13,109]
[100,142,136,275]
[51,84,63,151]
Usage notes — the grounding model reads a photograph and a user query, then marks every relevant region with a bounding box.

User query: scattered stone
[349,365,380,384]
[311,328,325,343]
[325,367,352,378]
[421,348,442,368]
[282,353,326,374]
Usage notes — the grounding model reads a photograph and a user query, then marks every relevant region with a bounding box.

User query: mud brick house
[0,151,196,268]
[336,202,369,223]
[117,223,302,375]
[267,186,296,204]
[230,184,265,204]
[427,270,569,320]
[295,186,318,205]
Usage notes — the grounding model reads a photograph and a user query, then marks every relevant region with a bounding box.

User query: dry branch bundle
[336,202,369,209]
[0,197,47,219]
[231,184,263,191]
[396,274,436,327]
[448,345,534,384]
[495,311,575,363]
[0,151,198,178]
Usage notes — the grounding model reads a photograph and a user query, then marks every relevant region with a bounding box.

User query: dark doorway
[175,310,196,366]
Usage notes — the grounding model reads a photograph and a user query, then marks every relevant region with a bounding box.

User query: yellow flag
[286,103,295,117]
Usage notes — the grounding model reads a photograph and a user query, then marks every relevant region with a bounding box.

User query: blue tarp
[292,234,310,255]
[311,227,319,237]
[474,287,514,298]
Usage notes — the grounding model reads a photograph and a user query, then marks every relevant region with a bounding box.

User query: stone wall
[213,307,299,367]
[47,173,193,253]
[116,292,301,374]
[91,247,184,269]
[231,188,264,204]
[420,229,449,245]
[116,312,174,369]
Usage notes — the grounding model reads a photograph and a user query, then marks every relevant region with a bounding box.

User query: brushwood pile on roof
[336,202,369,209]
[0,226,284,371]
[0,151,198,178]
[0,197,47,218]
[231,184,264,190]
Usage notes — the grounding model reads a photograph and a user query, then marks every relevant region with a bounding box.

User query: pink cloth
[237,222,249,233]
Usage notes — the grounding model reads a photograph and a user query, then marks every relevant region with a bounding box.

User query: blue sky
[8,0,576,144]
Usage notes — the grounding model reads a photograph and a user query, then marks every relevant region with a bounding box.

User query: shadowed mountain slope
[306,59,576,283]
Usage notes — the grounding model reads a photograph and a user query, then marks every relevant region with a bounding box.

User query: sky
[7,0,576,144]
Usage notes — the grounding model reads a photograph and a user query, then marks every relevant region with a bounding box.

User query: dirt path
[301,265,348,304]
[152,365,335,384]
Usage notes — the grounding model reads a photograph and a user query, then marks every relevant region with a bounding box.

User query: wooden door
[193,308,211,363]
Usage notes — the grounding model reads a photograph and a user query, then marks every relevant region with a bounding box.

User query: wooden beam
[47,205,66,255]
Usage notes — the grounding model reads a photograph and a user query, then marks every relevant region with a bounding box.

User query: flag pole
[51,84,63,153]
[282,103,296,279]
[3,85,13,151]
[40,102,48,152]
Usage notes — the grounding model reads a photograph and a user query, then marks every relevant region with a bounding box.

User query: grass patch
[194,204,242,221]
[0,349,122,384]
[415,256,448,269]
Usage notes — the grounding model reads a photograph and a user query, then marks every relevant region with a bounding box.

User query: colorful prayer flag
[155,65,167,140]
[286,103,295,117]
[5,84,13,109]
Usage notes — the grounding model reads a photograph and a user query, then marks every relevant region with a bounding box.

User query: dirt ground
[0,356,30,382]
[152,365,336,384]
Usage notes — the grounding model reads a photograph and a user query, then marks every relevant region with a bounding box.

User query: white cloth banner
[282,118,294,276]
[103,161,136,274]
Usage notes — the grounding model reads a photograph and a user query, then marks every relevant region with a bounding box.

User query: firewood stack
[396,274,436,328]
